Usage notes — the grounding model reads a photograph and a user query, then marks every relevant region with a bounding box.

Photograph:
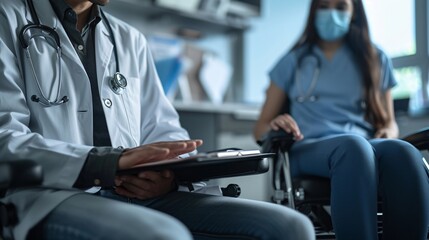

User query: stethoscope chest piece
[110,72,127,95]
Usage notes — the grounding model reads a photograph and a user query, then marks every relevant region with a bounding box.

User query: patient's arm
[374,90,399,138]
[254,83,302,141]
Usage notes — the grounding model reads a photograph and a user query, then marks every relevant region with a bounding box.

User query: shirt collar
[49,0,73,22]
[83,4,102,35]
[49,0,102,31]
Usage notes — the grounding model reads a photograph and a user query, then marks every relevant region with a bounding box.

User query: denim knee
[372,139,422,174]
[373,139,418,159]
[329,135,375,174]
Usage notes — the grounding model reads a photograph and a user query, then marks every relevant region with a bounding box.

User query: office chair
[259,127,429,239]
[0,160,43,240]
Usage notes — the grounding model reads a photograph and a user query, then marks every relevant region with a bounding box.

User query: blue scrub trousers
[290,134,429,240]
[28,190,315,240]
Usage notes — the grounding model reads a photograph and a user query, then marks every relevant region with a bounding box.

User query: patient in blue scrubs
[254,0,429,239]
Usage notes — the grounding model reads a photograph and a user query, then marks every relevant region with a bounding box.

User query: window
[364,0,416,58]
[363,0,428,103]
[392,67,421,99]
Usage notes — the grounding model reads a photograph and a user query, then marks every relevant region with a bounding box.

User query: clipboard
[117,150,274,182]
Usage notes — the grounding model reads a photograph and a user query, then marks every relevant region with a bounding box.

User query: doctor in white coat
[0,0,315,240]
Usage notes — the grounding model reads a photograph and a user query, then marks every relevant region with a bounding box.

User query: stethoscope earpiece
[110,72,127,95]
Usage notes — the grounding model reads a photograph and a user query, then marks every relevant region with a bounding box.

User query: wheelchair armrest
[258,129,296,153]
[401,127,429,151]
[0,160,43,193]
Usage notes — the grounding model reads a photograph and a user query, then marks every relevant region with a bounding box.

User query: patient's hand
[115,170,176,199]
[374,126,398,139]
[270,114,304,141]
[374,121,399,139]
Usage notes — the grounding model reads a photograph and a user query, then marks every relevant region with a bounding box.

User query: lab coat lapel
[94,19,114,91]
[30,0,85,69]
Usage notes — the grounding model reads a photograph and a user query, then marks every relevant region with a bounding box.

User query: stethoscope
[294,47,321,103]
[294,46,368,111]
[19,0,127,107]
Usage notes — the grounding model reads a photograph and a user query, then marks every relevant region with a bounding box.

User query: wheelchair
[259,127,429,239]
[0,153,267,239]
[0,160,43,240]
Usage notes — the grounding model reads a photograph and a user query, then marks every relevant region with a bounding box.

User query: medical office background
[106,0,429,201]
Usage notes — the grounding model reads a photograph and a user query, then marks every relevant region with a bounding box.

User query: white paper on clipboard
[129,149,262,168]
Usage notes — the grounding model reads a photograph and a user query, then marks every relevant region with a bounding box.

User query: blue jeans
[290,134,429,240]
[28,190,315,239]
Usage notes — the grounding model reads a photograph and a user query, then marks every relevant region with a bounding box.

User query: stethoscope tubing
[100,9,120,75]
[27,46,65,106]
[100,9,128,95]
[295,47,321,103]
[22,0,127,106]
[19,24,61,49]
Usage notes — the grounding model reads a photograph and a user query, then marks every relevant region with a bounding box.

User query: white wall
[105,2,232,71]
[243,0,311,104]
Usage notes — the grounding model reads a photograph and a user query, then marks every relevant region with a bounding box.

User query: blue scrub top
[269,44,396,143]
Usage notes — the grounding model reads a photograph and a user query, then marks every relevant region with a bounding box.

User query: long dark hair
[292,0,388,130]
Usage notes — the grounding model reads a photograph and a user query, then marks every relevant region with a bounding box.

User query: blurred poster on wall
[148,34,184,99]
[181,44,208,102]
[199,53,232,104]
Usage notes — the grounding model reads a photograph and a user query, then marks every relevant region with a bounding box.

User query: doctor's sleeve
[73,147,123,188]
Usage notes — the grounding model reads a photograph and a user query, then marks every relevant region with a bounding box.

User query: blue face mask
[315,9,352,41]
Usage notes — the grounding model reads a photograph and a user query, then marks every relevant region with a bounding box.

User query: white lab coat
[0,0,189,238]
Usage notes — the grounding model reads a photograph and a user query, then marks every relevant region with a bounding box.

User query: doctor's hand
[270,114,304,141]
[115,170,175,199]
[117,139,203,170]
